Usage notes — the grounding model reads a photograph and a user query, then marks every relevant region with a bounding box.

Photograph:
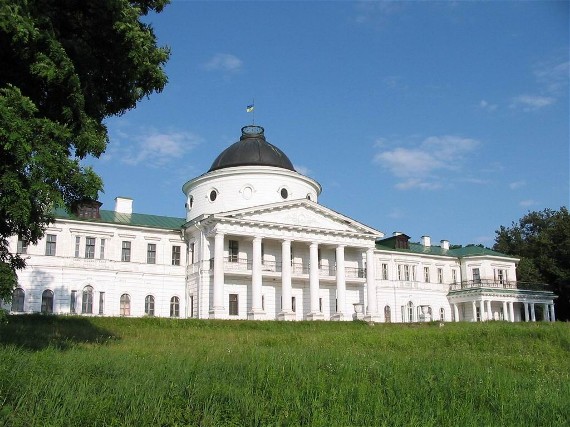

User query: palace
[4,125,557,322]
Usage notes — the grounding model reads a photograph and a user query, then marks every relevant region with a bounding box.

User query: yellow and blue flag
[246,104,254,112]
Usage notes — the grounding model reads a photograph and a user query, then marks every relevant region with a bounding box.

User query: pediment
[217,200,381,236]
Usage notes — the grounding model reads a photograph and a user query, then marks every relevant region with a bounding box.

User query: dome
[208,125,295,172]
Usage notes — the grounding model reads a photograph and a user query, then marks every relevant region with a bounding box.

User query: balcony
[449,280,551,292]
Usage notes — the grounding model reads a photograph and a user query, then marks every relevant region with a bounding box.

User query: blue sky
[91,1,569,247]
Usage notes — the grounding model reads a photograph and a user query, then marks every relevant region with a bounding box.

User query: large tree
[494,207,570,320]
[0,0,170,300]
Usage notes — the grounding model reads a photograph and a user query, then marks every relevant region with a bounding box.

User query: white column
[486,300,493,321]
[549,304,556,322]
[502,301,508,321]
[530,303,536,322]
[248,236,263,320]
[278,240,294,320]
[479,300,486,321]
[543,304,549,321]
[307,242,323,320]
[210,232,225,318]
[332,245,346,320]
[508,301,515,322]
[523,302,529,322]
[453,303,459,322]
[364,248,380,322]
[472,301,478,322]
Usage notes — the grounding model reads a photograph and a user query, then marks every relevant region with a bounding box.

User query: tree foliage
[494,207,570,320]
[0,0,170,300]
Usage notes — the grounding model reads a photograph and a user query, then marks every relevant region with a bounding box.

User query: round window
[280,188,288,199]
[189,196,194,208]
[209,190,217,202]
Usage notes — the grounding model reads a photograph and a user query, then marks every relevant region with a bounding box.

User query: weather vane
[246,99,255,124]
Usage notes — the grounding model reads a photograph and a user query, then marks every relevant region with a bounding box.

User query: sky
[90,0,569,247]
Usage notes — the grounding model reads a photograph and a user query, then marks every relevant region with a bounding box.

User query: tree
[0,0,170,300]
[494,207,570,320]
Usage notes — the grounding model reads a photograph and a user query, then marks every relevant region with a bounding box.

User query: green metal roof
[375,241,516,259]
[54,208,186,230]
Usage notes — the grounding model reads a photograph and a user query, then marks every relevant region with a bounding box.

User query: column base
[209,307,225,319]
[247,310,266,320]
[331,312,345,321]
[364,314,382,323]
[306,312,325,321]
[277,311,296,321]
[352,312,365,321]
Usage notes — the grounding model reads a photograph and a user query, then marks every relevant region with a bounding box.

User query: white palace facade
[3,125,557,323]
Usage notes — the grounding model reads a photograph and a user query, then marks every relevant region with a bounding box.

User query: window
[121,241,131,262]
[70,290,77,314]
[75,236,81,257]
[120,294,131,316]
[99,292,105,315]
[452,269,457,284]
[261,243,265,265]
[145,295,155,316]
[381,263,388,280]
[85,237,96,259]
[319,297,323,312]
[496,269,505,284]
[407,301,414,323]
[11,288,25,312]
[439,307,445,322]
[189,195,193,208]
[17,238,28,254]
[170,296,180,318]
[82,286,94,314]
[229,293,238,315]
[228,240,238,263]
[45,234,56,256]
[261,295,265,311]
[404,265,410,281]
[280,188,288,199]
[473,268,481,284]
[100,239,106,259]
[384,305,391,323]
[172,245,181,266]
[291,296,296,312]
[41,290,53,314]
[209,190,217,202]
[190,295,194,317]
[147,243,156,264]
[437,268,443,284]
[424,267,430,283]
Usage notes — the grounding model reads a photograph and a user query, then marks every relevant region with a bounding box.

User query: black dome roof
[208,125,295,172]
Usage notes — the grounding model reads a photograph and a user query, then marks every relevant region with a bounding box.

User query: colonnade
[209,232,377,320]
[450,300,556,322]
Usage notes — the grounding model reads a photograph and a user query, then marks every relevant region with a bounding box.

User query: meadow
[0,316,569,426]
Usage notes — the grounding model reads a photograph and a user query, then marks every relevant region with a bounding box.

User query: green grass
[1,316,569,426]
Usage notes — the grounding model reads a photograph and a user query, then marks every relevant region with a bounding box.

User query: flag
[246,104,254,113]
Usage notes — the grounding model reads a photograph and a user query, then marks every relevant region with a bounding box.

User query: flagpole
[252,98,255,125]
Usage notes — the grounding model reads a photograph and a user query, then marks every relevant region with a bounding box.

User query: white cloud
[534,59,569,96]
[510,95,555,112]
[509,180,526,190]
[519,199,537,207]
[294,165,312,176]
[374,135,480,190]
[353,1,404,25]
[479,99,497,112]
[202,53,243,73]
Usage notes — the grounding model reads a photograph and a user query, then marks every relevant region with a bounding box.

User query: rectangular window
[99,292,105,315]
[319,297,323,312]
[17,238,28,254]
[100,239,106,260]
[473,268,481,284]
[397,265,403,281]
[437,268,443,284]
[75,236,81,257]
[424,266,430,283]
[229,240,238,262]
[381,263,388,280]
[318,248,322,268]
[190,243,195,264]
[412,266,417,281]
[85,237,96,259]
[262,295,265,311]
[121,241,131,262]
[229,293,238,315]
[452,269,457,283]
[172,245,181,266]
[70,290,77,314]
[404,265,410,281]
[292,296,296,312]
[45,234,57,256]
[147,243,156,264]
[261,243,265,265]
[496,269,505,284]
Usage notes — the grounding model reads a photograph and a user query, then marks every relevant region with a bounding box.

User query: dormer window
[73,200,102,219]
[395,234,409,249]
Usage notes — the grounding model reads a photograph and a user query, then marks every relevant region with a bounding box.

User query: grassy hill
[1,316,569,426]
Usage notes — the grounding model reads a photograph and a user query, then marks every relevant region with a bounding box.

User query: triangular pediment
[215,200,382,236]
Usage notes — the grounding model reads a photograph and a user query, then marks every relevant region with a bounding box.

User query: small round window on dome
[280,188,288,199]
[209,190,217,202]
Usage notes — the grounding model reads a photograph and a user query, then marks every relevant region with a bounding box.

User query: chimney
[393,231,403,236]
[114,197,133,214]
[440,240,450,250]
[421,236,431,247]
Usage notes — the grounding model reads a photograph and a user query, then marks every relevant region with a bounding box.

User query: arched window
[41,290,54,314]
[11,288,25,312]
[170,296,180,318]
[145,295,155,316]
[407,301,414,323]
[82,285,94,314]
[384,305,391,323]
[439,307,445,322]
[120,294,131,316]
